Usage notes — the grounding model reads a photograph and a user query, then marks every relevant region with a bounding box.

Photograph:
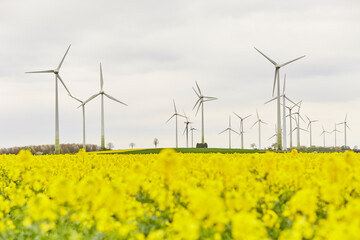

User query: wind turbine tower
[337,114,350,148]
[254,47,305,151]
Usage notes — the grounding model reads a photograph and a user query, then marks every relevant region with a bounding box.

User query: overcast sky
[1,0,360,150]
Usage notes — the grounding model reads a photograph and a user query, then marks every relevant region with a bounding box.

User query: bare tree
[153,138,159,148]
[250,143,257,149]
[107,142,114,150]
[129,142,135,149]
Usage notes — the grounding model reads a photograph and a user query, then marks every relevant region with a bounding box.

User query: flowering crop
[0,149,360,239]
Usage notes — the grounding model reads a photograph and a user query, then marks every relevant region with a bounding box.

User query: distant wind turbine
[285,100,302,148]
[192,81,217,147]
[305,115,318,147]
[251,110,267,149]
[166,100,185,148]
[233,113,252,149]
[189,126,198,148]
[183,111,192,148]
[320,126,331,147]
[255,47,305,151]
[82,63,127,150]
[26,44,73,154]
[337,114,350,147]
[330,123,341,147]
[219,116,239,149]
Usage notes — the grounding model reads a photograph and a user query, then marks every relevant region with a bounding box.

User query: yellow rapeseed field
[0,149,360,239]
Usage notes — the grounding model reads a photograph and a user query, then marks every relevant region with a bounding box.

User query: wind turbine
[26,44,73,154]
[265,74,296,150]
[189,126,198,148]
[183,111,192,148]
[337,114,350,148]
[219,116,239,149]
[254,47,305,151]
[233,113,252,149]
[305,115,318,147]
[69,95,87,150]
[192,81,217,147]
[330,123,341,147]
[166,100,185,148]
[292,106,307,148]
[251,110,267,149]
[320,126,331,147]
[82,63,127,150]
[285,101,302,148]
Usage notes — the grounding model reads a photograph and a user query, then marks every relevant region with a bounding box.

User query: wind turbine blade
[284,96,296,106]
[204,96,217,100]
[267,134,276,141]
[272,69,277,97]
[173,99,177,113]
[264,96,278,105]
[299,114,306,123]
[279,55,306,68]
[305,115,310,122]
[192,98,201,110]
[346,124,351,130]
[261,121,268,125]
[251,121,258,128]
[300,128,308,132]
[69,94,83,104]
[230,129,240,135]
[243,114,252,120]
[25,70,54,73]
[256,109,259,120]
[57,74,72,96]
[192,87,200,97]
[195,81,202,95]
[218,129,228,135]
[313,120,319,123]
[57,44,71,71]
[166,114,175,123]
[83,93,101,105]
[100,63,104,91]
[233,112,241,119]
[104,93,127,106]
[176,113,186,119]
[254,47,277,66]
[307,122,310,129]
[195,101,202,116]
[345,113,348,122]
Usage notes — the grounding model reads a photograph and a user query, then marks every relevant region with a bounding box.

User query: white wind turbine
[233,113,252,149]
[82,63,127,150]
[320,126,331,147]
[183,111,192,148]
[26,44,73,154]
[166,100,185,148]
[192,81,217,147]
[330,123,341,147]
[189,126,198,148]
[292,106,307,148]
[285,100,302,148]
[254,47,305,151]
[305,115,318,147]
[219,116,239,149]
[251,110,267,149]
[265,74,296,150]
[268,125,278,149]
[337,114,350,148]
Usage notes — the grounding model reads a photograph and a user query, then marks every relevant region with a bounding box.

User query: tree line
[0,144,101,155]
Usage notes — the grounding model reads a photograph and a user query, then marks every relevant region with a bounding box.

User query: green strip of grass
[100,148,266,155]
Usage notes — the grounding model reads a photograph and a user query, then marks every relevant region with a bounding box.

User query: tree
[250,143,257,149]
[129,143,135,149]
[107,142,114,150]
[153,138,159,148]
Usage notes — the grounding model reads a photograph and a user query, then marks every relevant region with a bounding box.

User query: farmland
[0,149,359,239]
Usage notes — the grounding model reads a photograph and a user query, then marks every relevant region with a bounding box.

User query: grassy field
[94,148,266,155]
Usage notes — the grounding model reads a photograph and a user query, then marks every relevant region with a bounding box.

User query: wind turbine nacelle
[100,91,104,94]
